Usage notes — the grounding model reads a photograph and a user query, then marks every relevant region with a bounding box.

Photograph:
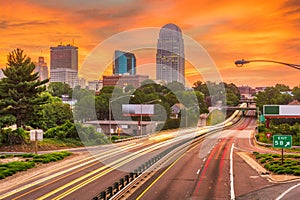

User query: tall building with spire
[156,23,185,85]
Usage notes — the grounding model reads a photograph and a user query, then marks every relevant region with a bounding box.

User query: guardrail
[113,135,147,143]
[92,138,190,200]
[92,107,246,200]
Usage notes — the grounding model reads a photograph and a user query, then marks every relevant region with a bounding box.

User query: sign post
[30,130,43,154]
[273,135,292,165]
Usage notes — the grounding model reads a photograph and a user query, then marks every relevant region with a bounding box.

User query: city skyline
[0,1,300,87]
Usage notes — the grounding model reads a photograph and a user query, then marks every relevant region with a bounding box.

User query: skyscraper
[34,56,48,81]
[156,23,185,85]
[50,44,79,88]
[113,50,136,75]
[50,44,78,70]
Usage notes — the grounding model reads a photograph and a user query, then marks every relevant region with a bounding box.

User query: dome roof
[161,23,182,33]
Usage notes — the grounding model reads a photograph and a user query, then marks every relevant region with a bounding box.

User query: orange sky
[0,0,300,87]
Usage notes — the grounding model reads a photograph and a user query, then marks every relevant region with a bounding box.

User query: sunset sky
[0,0,300,87]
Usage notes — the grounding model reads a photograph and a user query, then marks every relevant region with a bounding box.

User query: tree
[193,81,240,107]
[48,82,72,97]
[166,81,185,93]
[43,102,73,129]
[275,84,290,92]
[292,86,300,101]
[255,86,293,111]
[74,95,97,121]
[100,86,123,95]
[0,49,49,128]
[72,86,94,101]
[95,93,110,120]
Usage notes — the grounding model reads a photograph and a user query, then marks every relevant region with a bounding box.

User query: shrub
[271,154,281,158]
[293,170,300,176]
[260,159,267,164]
[0,128,29,146]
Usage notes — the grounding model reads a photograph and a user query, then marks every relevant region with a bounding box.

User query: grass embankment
[0,151,72,179]
[253,152,300,176]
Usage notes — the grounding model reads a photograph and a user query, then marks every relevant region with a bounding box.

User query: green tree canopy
[255,86,293,111]
[193,81,240,106]
[48,82,72,97]
[0,48,49,128]
[292,86,300,101]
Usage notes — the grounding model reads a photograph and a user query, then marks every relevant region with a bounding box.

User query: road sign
[264,105,279,116]
[30,129,43,141]
[266,132,272,139]
[273,135,292,148]
[259,115,265,123]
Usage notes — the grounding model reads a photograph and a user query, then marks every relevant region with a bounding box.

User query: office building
[103,74,149,88]
[113,50,136,75]
[50,44,78,70]
[50,44,79,88]
[88,80,103,91]
[34,56,48,81]
[50,68,78,88]
[156,23,185,85]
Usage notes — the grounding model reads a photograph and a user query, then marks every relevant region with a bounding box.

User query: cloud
[0,20,57,29]
[0,0,299,87]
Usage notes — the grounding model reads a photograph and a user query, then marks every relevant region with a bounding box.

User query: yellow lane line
[52,150,154,200]
[0,143,141,199]
[14,159,104,199]
[37,141,174,200]
[136,141,201,200]
[25,142,138,182]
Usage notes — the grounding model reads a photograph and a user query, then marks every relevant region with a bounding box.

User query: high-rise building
[156,23,185,85]
[113,50,136,75]
[50,68,78,88]
[34,57,48,81]
[50,44,79,88]
[50,44,78,70]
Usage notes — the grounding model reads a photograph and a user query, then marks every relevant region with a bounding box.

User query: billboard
[264,105,300,116]
[122,104,154,115]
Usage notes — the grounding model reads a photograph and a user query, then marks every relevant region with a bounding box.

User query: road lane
[130,115,272,200]
[0,142,145,199]
[1,128,204,200]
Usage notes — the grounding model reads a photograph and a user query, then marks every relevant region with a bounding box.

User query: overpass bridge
[223,106,257,111]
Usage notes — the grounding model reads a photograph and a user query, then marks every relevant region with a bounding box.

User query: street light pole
[109,100,112,142]
[235,59,300,70]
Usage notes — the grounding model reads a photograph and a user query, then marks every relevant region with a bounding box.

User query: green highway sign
[264,105,279,115]
[273,135,292,148]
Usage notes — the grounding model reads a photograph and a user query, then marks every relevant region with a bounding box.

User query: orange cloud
[0,0,299,87]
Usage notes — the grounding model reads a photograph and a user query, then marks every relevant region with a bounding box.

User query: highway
[1,108,299,200]
[127,113,300,200]
[0,125,222,199]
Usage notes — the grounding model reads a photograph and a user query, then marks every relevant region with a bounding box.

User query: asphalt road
[0,128,203,199]
[1,114,299,200]
[130,115,300,200]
